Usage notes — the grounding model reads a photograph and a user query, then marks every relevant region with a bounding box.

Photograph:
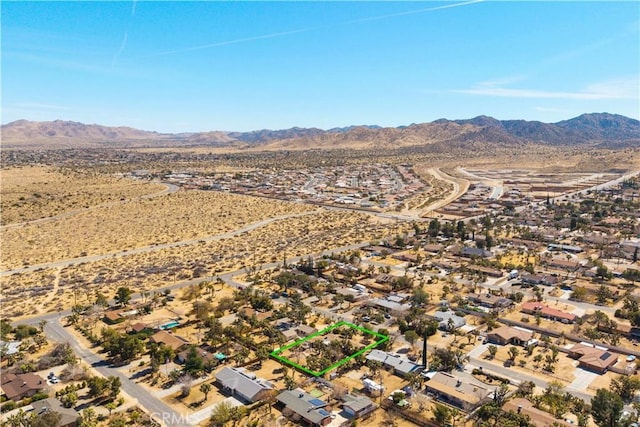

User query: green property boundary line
[269,321,389,377]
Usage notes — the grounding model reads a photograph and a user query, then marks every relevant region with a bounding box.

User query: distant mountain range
[1,113,638,150]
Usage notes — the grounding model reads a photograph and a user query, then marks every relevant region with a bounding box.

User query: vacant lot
[2,209,395,318]
[1,166,166,225]
[272,322,387,376]
[1,190,314,269]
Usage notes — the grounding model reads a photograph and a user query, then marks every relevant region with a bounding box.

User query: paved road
[421,168,470,215]
[456,167,504,201]
[467,356,594,403]
[12,168,639,423]
[15,239,375,424]
[15,240,373,324]
[43,319,190,426]
[1,182,180,231]
[489,186,503,200]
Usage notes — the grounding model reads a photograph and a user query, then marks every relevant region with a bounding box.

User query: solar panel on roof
[318,409,330,416]
[600,352,611,360]
[310,398,325,406]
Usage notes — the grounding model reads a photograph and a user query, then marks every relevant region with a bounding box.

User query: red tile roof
[521,302,576,322]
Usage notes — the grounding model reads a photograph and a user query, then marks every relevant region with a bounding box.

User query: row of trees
[476,375,640,427]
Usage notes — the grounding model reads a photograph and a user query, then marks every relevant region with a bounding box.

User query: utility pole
[422,334,428,371]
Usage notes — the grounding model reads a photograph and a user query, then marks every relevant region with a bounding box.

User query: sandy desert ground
[1,166,166,225]
[3,149,638,321]
[1,189,315,269]
[2,205,403,318]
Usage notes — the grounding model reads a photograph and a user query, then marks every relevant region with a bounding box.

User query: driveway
[467,343,489,359]
[188,396,243,425]
[568,368,599,391]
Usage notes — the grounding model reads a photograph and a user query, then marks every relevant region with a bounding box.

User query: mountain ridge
[2,113,638,150]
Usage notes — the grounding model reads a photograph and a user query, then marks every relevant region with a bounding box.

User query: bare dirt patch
[1,166,165,225]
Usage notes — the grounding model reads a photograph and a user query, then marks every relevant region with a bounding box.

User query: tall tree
[79,408,97,427]
[610,375,640,402]
[95,291,109,308]
[428,218,441,237]
[87,376,110,398]
[508,346,520,362]
[115,287,132,306]
[404,330,419,348]
[0,318,13,340]
[591,388,623,427]
[488,345,498,359]
[184,346,204,376]
[109,376,121,399]
[210,401,232,425]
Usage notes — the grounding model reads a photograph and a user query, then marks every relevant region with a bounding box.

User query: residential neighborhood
[2,168,639,427]
[3,0,640,425]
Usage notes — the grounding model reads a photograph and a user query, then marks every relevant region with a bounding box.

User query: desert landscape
[2,123,640,426]
[3,1,640,425]
[1,166,167,225]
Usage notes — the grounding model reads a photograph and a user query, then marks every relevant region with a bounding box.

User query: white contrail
[140,0,483,59]
[112,31,128,68]
[347,0,484,24]
[112,0,136,68]
[142,28,314,58]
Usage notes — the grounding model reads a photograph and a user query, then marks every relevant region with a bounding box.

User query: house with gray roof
[369,296,411,314]
[215,367,274,403]
[276,389,333,426]
[366,350,423,377]
[0,341,21,358]
[460,247,493,259]
[342,394,376,419]
[433,310,466,331]
[31,398,80,427]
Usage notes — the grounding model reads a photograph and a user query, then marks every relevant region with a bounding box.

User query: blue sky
[2,1,639,132]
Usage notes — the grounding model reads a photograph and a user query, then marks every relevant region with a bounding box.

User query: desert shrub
[1,401,17,412]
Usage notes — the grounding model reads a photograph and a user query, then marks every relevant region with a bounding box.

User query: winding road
[419,168,470,216]
[9,169,640,424]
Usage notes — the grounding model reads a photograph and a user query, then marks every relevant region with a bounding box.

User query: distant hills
[1,113,638,150]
